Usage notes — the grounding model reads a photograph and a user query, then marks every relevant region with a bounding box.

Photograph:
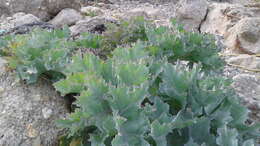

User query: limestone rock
[224,18,260,54]
[0,0,81,21]
[0,22,55,37]
[229,0,254,4]
[227,54,260,70]
[0,13,43,31]
[144,8,162,20]
[0,72,68,146]
[80,6,105,16]
[49,8,83,27]
[232,74,260,122]
[175,0,208,32]
[201,3,257,36]
[12,14,41,27]
[12,12,27,19]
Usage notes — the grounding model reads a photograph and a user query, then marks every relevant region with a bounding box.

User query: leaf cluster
[54,43,259,146]
[103,16,148,49]
[0,28,75,83]
[103,17,224,71]
[0,17,258,146]
[0,17,224,84]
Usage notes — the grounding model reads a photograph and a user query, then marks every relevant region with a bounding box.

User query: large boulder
[12,13,41,27]
[174,0,208,32]
[224,18,260,54]
[232,74,260,122]
[49,8,83,28]
[0,0,81,21]
[0,63,68,145]
[200,3,260,54]
[0,13,42,31]
[201,3,258,36]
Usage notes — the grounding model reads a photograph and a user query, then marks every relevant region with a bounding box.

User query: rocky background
[0,0,260,145]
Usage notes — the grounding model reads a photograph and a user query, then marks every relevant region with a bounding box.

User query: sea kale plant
[103,17,224,71]
[54,42,260,145]
[103,16,148,50]
[0,27,75,83]
[0,17,224,84]
[145,20,223,70]
[1,16,259,145]
[0,34,13,56]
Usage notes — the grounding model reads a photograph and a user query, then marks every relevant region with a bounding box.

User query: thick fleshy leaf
[242,139,254,146]
[151,120,172,146]
[159,64,189,108]
[216,126,238,146]
[43,48,70,71]
[109,86,147,112]
[101,60,117,85]
[111,110,150,146]
[171,111,197,129]
[54,73,87,95]
[189,118,216,146]
[145,98,172,123]
[184,138,200,146]
[111,135,150,146]
[64,53,103,76]
[89,133,107,146]
[77,90,108,116]
[117,62,149,86]
[230,102,249,126]
[112,42,148,63]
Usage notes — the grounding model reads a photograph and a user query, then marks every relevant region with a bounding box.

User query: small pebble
[42,107,53,119]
